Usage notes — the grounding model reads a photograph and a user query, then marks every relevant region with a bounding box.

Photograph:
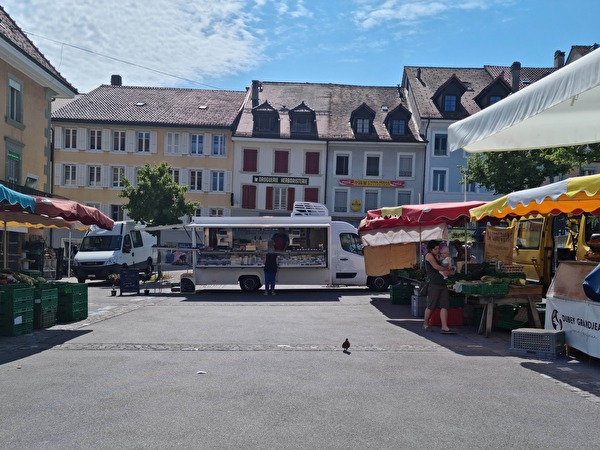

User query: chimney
[510,62,521,92]
[111,74,122,86]
[554,50,565,68]
[251,80,260,108]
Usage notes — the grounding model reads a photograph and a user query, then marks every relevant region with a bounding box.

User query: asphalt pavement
[1,280,599,449]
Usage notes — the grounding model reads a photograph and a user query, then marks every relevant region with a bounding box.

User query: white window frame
[112,166,125,188]
[88,165,102,187]
[433,134,448,157]
[432,168,448,192]
[212,134,225,156]
[64,164,77,185]
[364,152,382,178]
[334,152,351,176]
[138,131,150,152]
[110,204,124,221]
[64,128,77,150]
[396,189,412,206]
[113,131,126,152]
[356,118,370,134]
[189,170,202,191]
[333,188,349,213]
[211,170,225,192]
[170,169,180,185]
[7,77,23,124]
[363,189,380,213]
[209,208,224,217]
[190,134,204,155]
[397,153,414,178]
[89,129,102,151]
[272,186,288,211]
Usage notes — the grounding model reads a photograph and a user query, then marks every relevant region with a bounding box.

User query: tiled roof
[0,6,76,93]
[404,67,493,119]
[52,85,247,128]
[405,64,557,119]
[235,81,423,142]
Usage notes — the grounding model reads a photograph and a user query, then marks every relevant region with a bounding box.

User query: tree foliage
[463,145,600,195]
[119,161,197,226]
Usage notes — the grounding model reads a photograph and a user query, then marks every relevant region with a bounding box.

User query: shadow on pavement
[179,288,358,303]
[0,329,92,366]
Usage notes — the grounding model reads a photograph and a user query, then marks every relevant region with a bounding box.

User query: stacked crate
[389,282,413,305]
[52,283,88,322]
[0,285,34,336]
[33,286,58,329]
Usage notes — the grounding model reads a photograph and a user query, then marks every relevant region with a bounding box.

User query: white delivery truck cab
[72,220,157,283]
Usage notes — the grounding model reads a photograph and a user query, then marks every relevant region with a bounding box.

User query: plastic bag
[583,264,600,302]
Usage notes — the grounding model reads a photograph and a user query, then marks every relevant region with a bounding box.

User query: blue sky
[4,0,599,93]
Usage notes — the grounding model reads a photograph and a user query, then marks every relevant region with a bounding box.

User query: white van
[72,221,157,283]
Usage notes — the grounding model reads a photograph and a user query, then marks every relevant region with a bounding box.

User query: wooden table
[464,285,543,337]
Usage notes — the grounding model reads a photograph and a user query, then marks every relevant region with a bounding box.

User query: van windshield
[79,235,123,251]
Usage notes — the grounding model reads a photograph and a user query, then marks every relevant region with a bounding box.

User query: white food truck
[154,208,372,293]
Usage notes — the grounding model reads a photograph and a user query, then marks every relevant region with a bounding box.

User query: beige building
[0,6,76,194]
[51,77,246,221]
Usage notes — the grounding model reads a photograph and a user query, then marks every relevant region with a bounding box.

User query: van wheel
[368,275,390,292]
[239,276,261,292]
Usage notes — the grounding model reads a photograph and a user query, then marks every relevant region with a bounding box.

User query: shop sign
[252,176,309,185]
[350,199,362,211]
[339,179,405,187]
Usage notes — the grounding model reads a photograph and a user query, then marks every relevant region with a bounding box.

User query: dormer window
[356,118,370,134]
[444,95,457,112]
[489,95,502,105]
[289,102,316,136]
[252,101,280,136]
[390,119,406,135]
[474,76,511,109]
[384,104,412,139]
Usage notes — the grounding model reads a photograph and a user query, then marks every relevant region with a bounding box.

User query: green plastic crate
[0,309,33,336]
[34,287,58,309]
[57,304,88,322]
[34,306,56,329]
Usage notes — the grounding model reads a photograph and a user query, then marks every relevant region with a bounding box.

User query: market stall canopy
[0,184,35,212]
[448,48,600,152]
[358,201,486,247]
[19,196,113,230]
[0,211,88,230]
[469,173,600,220]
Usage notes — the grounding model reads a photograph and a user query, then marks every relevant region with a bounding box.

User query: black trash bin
[53,247,64,280]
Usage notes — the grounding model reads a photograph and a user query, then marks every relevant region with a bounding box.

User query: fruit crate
[0,309,34,336]
[455,282,510,296]
[34,306,57,329]
[509,328,565,359]
[0,287,34,315]
[33,287,58,309]
[57,303,88,322]
[390,283,413,305]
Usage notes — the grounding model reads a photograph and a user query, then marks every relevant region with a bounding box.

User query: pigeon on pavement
[342,338,350,352]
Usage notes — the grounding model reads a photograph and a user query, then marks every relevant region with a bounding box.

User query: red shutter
[305,152,319,174]
[287,187,295,211]
[266,186,273,210]
[274,151,289,173]
[304,187,318,202]
[241,185,256,209]
[243,149,257,172]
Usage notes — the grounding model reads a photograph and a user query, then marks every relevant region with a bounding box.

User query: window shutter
[202,169,210,191]
[243,149,258,172]
[204,133,212,155]
[54,127,63,149]
[274,150,289,173]
[102,129,111,151]
[305,152,320,174]
[305,187,319,202]
[287,187,295,211]
[125,166,135,184]
[54,163,62,186]
[242,185,256,209]
[77,164,86,186]
[77,128,87,150]
[102,165,110,187]
[181,133,189,155]
[180,169,188,186]
[266,186,273,210]
[126,130,135,153]
[150,131,158,154]
[225,171,232,192]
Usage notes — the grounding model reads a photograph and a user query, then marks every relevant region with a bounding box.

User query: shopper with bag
[422,240,456,334]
